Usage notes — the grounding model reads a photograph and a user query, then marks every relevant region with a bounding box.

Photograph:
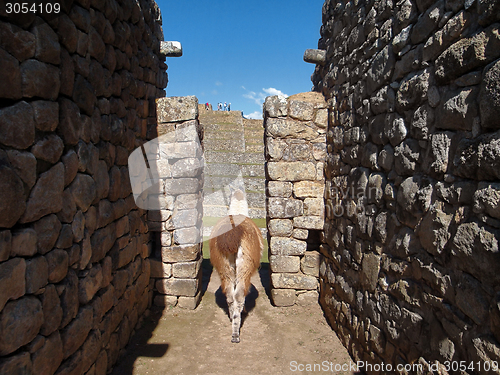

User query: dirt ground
[112,263,359,375]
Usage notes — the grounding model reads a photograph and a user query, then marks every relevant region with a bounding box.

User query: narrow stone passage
[111,265,356,375]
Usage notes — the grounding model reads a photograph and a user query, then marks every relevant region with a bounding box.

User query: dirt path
[112,265,357,375]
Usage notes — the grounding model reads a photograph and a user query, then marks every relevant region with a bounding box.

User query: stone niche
[263,92,328,307]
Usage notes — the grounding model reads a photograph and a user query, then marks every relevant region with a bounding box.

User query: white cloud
[215,81,223,86]
[263,87,288,97]
[244,111,263,120]
[242,87,288,107]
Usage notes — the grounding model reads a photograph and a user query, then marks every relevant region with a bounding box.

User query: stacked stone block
[264,92,328,307]
[0,0,166,373]
[148,96,204,310]
[313,0,500,372]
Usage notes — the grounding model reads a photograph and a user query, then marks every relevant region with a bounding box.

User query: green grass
[203,216,266,228]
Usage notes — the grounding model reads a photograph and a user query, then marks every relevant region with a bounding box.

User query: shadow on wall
[110,315,169,375]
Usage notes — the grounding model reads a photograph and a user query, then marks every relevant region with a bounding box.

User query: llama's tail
[209,215,246,255]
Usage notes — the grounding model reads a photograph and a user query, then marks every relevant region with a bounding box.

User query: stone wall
[313,0,500,372]
[0,0,167,373]
[264,92,328,307]
[142,96,204,310]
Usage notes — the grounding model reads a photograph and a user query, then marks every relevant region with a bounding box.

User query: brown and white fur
[209,190,263,343]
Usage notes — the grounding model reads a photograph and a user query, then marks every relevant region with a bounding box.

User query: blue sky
[157,0,324,119]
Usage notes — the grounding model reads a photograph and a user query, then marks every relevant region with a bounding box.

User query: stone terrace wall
[313,0,500,372]
[264,92,328,307]
[0,0,166,373]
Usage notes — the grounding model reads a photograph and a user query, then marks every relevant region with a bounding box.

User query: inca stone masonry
[0,0,499,373]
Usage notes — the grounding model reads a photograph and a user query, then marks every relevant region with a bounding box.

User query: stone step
[204,138,246,152]
[244,129,264,138]
[245,144,264,153]
[204,176,265,192]
[204,163,265,178]
[204,123,242,132]
[203,205,266,219]
[203,190,264,208]
[204,131,243,140]
[204,150,264,164]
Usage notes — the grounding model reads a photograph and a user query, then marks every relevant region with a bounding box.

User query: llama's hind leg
[231,281,246,343]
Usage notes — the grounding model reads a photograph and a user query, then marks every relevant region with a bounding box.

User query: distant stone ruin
[1,0,499,373]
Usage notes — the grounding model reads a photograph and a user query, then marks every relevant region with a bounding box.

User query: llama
[209,189,263,343]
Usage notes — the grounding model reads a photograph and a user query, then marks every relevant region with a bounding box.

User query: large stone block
[32,331,63,375]
[150,258,172,278]
[25,256,48,294]
[0,47,21,99]
[177,292,201,309]
[271,273,318,290]
[268,219,293,237]
[293,181,324,198]
[296,291,319,306]
[288,100,314,121]
[21,163,65,223]
[473,182,500,219]
[270,237,306,256]
[269,255,300,273]
[46,249,69,283]
[21,59,60,100]
[11,228,37,257]
[455,273,489,325]
[156,96,198,123]
[0,230,11,262]
[39,284,63,336]
[268,162,317,182]
[0,101,35,149]
[61,305,93,359]
[0,297,43,355]
[0,352,32,374]
[0,165,26,228]
[266,118,318,140]
[267,181,293,197]
[79,265,103,304]
[0,258,25,311]
[480,58,500,129]
[435,24,500,84]
[264,95,288,118]
[268,197,303,218]
[156,278,198,297]
[436,87,478,131]
[164,178,202,195]
[454,130,500,181]
[173,227,200,245]
[161,244,201,262]
[366,45,396,94]
[293,216,324,230]
[301,251,321,277]
[361,253,381,292]
[172,258,202,279]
